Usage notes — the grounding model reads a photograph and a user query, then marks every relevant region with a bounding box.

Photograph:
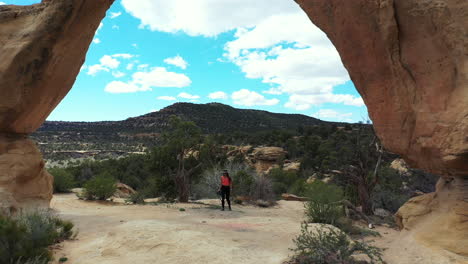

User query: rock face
[249,147,287,174]
[0,134,53,214]
[0,0,113,211]
[296,0,467,255]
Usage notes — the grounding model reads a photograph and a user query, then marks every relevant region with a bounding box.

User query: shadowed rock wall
[0,0,113,213]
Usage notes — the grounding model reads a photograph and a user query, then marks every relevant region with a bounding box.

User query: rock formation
[248,147,287,174]
[296,0,467,255]
[0,0,466,256]
[0,0,113,212]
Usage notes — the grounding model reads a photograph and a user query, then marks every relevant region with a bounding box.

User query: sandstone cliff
[0,0,113,212]
[296,0,467,255]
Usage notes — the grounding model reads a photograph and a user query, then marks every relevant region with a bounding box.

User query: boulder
[249,147,287,174]
[283,161,301,172]
[390,159,409,175]
[251,147,287,161]
[298,0,467,255]
[395,177,468,255]
[114,183,136,198]
[0,0,113,212]
[0,134,53,213]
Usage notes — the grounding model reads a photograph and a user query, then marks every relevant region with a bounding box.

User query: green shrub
[0,211,76,264]
[270,168,299,195]
[305,181,344,225]
[126,191,146,204]
[290,223,384,264]
[234,170,254,196]
[83,174,116,200]
[289,179,308,197]
[49,168,76,193]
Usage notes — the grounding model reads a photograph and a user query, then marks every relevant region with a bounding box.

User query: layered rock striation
[0,0,113,212]
[296,0,467,255]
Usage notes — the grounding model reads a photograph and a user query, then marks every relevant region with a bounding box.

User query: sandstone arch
[0,0,466,255]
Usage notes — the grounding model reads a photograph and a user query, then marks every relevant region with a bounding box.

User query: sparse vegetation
[288,223,384,264]
[305,181,344,226]
[83,173,117,200]
[0,211,76,264]
[49,167,76,193]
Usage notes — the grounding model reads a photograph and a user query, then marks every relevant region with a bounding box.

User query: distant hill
[37,102,325,134]
[32,103,329,161]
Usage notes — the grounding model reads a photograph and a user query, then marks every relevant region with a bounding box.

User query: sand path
[51,194,467,264]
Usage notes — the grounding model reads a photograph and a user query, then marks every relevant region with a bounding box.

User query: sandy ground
[50,194,467,264]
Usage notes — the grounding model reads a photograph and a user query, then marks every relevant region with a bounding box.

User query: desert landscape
[0,0,466,263]
[50,194,466,264]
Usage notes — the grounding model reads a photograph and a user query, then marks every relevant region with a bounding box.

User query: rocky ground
[51,194,467,264]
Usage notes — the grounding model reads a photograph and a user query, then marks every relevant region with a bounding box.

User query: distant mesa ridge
[38,103,327,134]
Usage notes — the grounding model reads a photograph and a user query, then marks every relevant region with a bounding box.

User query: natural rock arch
[0,0,466,255]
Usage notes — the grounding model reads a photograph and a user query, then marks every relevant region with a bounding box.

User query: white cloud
[112,53,134,59]
[121,0,298,37]
[178,92,200,100]
[157,96,176,101]
[121,0,365,111]
[208,91,228,100]
[112,71,126,78]
[87,64,109,76]
[110,11,122,19]
[126,63,134,70]
[262,88,283,95]
[80,65,87,72]
[164,55,188,69]
[132,67,191,90]
[231,89,279,106]
[105,81,143,93]
[92,38,101,44]
[284,94,365,110]
[313,109,353,122]
[0,2,7,5]
[100,55,120,69]
[132,43,138,48]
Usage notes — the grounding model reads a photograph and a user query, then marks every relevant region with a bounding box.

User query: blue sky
[3,0,368,123]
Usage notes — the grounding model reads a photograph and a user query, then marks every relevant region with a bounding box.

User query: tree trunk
[357,183,373,215]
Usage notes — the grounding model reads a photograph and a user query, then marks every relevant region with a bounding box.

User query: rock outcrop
[248,147,287,174]
[0,0,113,211]
[296,0,467,255]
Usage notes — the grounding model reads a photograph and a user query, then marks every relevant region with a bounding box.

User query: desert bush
[234,170,254,196]
[0,211,76,264]
[305,181,344,225]
[250,175,276,206]
[192,162,253,199]
[289,223,384,264]
[126,191,146,204]
[83,173,116,200]
[49,168,76,193]
[270,168,298,194]
[269,168,308,197]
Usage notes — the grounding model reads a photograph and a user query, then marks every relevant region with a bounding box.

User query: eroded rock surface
[297,0,467,177]
[249,147,287,174]
[0,134,52,213]
[0,0,113,211]
[296,0,467,255]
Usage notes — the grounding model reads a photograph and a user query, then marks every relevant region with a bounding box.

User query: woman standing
[219,170,232,211]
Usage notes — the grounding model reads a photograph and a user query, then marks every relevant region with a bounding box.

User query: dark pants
[221,185,231,210]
